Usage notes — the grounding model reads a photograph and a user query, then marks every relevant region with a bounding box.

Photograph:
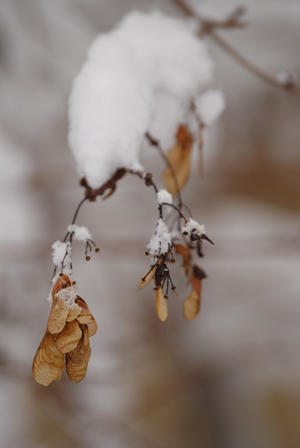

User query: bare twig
[145,132,183,211]
[208,32,300,93]
[170,0,300,95]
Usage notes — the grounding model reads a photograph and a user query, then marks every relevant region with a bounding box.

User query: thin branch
[145,132,183,210]
[161,202,187,221]
[208,31,300,93]
[170,0,300,95]
[71,196,89,225]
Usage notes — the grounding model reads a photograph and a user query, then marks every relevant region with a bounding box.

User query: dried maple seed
[32,330,65,386]
[155,286,168,322]
[47,276,72,334]
[56,320,82,353]
[66,325,91,383]
[76,296,97,337]
[138,266,156,290]
[65,304,82,322]
[183,288,202,320]
[183,266,207,320]
[163,124,193,195]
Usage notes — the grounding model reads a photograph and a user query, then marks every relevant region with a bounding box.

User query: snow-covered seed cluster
[51,225,99,282]
[146,218,172,259]
[67,224,100,261]
[67,224,92,242]
[182,218,206,238]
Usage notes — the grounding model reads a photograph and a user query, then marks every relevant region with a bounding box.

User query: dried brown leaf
[163,125,193,195]
[56,320,82,353]
[155,286,168,322]
[138,266,156,290]
[76,296,97,337]
[32,330,65,386]
[66,325,91,383]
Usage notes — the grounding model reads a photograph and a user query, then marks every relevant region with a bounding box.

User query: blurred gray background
[1,0,300,447]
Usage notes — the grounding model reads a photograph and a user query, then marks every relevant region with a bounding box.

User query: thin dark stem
[145,132,183,210]
[131,169,162,219]
[52,195,90,280]
[61,196,89,244]
[171,0,300,95]
[171,0,194,16]
[208,32,300,94]
[159,205,163,220]
[161,202,187,221]
[72,196,89,225]
[142,263,157,281]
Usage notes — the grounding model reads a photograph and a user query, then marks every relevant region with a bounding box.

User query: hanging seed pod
[56,320,82,353]
[32,330,65,386]
[66,325,91,383]
[47,275,72,334]
[183,266,207,320]
[183,288,201,320]
[76,296,97,337]
[155,286,168,322]
[163,125,193,195]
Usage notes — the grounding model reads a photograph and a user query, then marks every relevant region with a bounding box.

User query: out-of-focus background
[1,0,300,447]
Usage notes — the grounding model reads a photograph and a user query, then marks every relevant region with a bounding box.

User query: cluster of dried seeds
[139,245,207,322]
[32,274,97,386]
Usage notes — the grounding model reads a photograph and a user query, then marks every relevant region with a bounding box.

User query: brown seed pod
[138,266,156,290]
[32,330,65,386]
[75,296,97,337]
[47,298,69,335]
[163,125,193,195]
[47,276,73,334]
[183,288,201,320]
[56,320,82,353]
[155,286,168,322]
[183,266,207,320]
[66,325,91,383]
[66,304,82,322]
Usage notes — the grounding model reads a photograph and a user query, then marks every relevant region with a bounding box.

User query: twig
[161,202,187,221]
[170,0,300,95]
[208,32,300,93]
[145,132,183,211]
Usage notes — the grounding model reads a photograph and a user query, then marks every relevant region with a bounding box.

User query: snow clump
[52,241,71,267]
[157,189,173,205]
[69,10,215,189]
[182,218,206,237]
[67,224,92,242]
[194,89,225,125]
[147,218,172,257]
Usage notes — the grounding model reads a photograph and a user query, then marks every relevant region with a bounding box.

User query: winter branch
[171,0,300,95]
